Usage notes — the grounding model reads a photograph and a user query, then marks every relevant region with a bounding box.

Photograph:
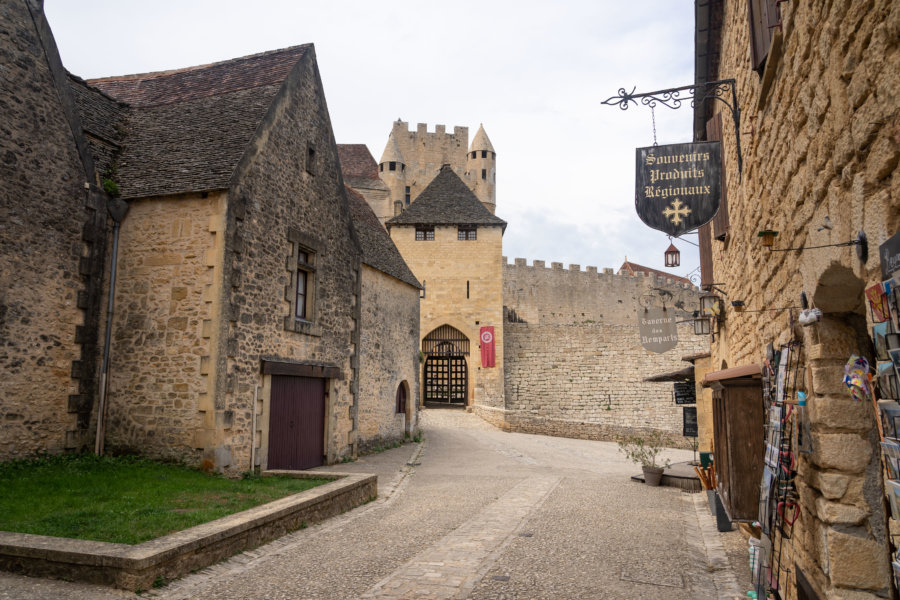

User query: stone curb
[0,471,376,591]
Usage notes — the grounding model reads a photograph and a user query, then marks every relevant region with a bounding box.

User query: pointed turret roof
[469,124,494,153]
[379,133,404,165]
[386,165,506,231]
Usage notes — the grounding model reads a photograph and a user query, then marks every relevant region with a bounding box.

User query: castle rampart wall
[497,258,707,444]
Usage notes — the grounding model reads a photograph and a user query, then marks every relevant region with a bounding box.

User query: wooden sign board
[674,381,696,405]
[683,406,698,438]
[638,307,678,354]
[635,141,722,236]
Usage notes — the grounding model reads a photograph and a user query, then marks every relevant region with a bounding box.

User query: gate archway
[422,325,469,405]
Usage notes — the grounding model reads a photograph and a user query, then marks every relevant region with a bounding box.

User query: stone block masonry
[499,259,706,442]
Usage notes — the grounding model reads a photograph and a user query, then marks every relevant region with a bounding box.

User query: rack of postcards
[755,338,805,599]
[871,247,900,589]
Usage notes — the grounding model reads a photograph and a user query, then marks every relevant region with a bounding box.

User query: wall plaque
[635,141,722,236]
[639,307,678,354]
[683,406,698,438]
[674,381,696,405]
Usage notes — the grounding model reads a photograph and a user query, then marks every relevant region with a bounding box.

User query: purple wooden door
[268,375,325,470]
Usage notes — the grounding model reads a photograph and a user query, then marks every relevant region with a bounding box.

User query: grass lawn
[0,454,330,544]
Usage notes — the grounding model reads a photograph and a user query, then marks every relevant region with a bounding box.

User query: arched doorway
[422,325,469,405]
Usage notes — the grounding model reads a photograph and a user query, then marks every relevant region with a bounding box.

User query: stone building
[693,0,900,597]
[343,123,708,444]
[0,0,420,472]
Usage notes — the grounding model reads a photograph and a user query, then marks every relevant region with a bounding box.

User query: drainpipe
[95,198,129,456]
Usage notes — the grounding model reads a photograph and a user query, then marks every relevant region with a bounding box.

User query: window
[379,164,383,172]
[306,143,316,175]
[471,151,476,159]
[296,251,311,319]
[389,161,396,171]
[416,228,434,241]
[481,150,487,158]
[458,228,476,241]
[481,169,486,180]
[748,0,780,73]
[285,228,321,335]
[405,186,411,205]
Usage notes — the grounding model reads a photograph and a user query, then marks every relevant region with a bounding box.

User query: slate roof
[386,165,506,231]
[345,187,420,289]
[73,46,309,200]
[337,144,388,191]
[67,76,128,178]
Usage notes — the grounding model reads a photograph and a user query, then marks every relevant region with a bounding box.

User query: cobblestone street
[1,408,751,599]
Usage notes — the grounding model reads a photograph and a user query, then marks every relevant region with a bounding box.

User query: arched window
[395,382,407,414]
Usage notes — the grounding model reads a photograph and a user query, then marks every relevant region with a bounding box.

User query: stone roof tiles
[386,165,506,230]
[72,46,310,200]
[379,133,404,165]
[345,186,420,289]
[618,260,692,285]
[86,45,309,107]
[337,144,380,180]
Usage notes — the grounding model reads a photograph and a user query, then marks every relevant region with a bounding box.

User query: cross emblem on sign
[662,199,692,226]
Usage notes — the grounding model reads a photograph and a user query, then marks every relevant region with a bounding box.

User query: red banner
[480,326,495,368]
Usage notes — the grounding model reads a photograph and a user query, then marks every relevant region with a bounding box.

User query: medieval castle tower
[341,120,706,445]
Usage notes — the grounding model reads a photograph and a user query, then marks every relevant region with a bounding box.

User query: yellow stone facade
[390,225,505,407]
[700,1,900,597]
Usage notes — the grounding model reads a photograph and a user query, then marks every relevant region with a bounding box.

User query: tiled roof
[86,46,309,107]
[337,144,380,180]
[386,165,506,230]
[73,46,309,200]
[346,187,420,289]
[618,261,692,285]
[67,76,128,178]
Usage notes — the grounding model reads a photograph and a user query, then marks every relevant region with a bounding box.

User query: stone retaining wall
[0,471,375,591]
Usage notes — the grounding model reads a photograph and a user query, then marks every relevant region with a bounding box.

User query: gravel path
[1,408,751,599]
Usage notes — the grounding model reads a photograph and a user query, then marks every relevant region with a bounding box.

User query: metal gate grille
[424,356,467,404]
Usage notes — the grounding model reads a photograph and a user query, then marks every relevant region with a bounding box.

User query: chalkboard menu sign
[674,381,696,405]
[683,406,698,438]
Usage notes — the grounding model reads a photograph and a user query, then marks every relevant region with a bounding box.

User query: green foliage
[152,575,166,589]
[616,431,672,469]
[413,431,423,443]
[0,453,329,544]
[101,177,120,197]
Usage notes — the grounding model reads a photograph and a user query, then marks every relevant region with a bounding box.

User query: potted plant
[617,431,672,486]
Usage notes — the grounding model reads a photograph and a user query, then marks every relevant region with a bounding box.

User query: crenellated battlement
[502,256,698,326]
[503,257,695,289]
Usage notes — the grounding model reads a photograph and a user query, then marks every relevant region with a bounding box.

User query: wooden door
[713,381,764,521]
[268,375,325,470]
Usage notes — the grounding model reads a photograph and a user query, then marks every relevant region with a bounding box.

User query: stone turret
[466,124,496,213]
[379,132,407,215]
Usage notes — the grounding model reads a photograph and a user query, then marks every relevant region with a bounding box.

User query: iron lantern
[664,243,680,268]
[700,293,722,317]
[692,315,711,336]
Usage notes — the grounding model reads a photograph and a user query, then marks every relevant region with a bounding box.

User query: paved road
[1,408,751,599]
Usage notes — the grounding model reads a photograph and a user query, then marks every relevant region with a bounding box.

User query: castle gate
[422,325,469,405]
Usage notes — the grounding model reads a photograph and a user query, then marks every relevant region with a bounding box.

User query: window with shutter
[747,0,780,73]
[706,114,729,241]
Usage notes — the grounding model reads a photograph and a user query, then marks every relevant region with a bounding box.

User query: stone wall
[707,1,900,597]
[0,0,107,459]
[357,265,420,450]
[104,192,225,462]
[228,48,361,472]
[390,224,505,407]
[499,259,705,441]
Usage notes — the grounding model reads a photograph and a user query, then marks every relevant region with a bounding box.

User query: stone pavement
[0,408,752,599]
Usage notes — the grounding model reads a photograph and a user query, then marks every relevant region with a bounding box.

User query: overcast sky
[45,0,700,279]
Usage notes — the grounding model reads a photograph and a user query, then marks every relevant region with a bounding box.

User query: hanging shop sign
[880,230,900,279]
[635,141,722,236]
[682,406,698,438]
[674,381,697,405]
[638,307,678,353]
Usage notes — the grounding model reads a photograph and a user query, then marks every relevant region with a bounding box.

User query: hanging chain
[651,105,658,146]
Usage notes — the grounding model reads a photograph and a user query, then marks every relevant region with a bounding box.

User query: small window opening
[457,228,476,241]
[481,169,486,180]
[306,144,316,175]
[481,150,487,158]
[389,161,396,171]
[405,186,411,205]
[466,280,470,299]
[416,228,434,241]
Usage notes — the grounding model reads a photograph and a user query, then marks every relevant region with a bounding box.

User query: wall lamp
[677,312,712,336]
[757,229,868,263]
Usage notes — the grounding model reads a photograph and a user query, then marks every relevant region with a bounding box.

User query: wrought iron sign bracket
[602,79,743,179]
